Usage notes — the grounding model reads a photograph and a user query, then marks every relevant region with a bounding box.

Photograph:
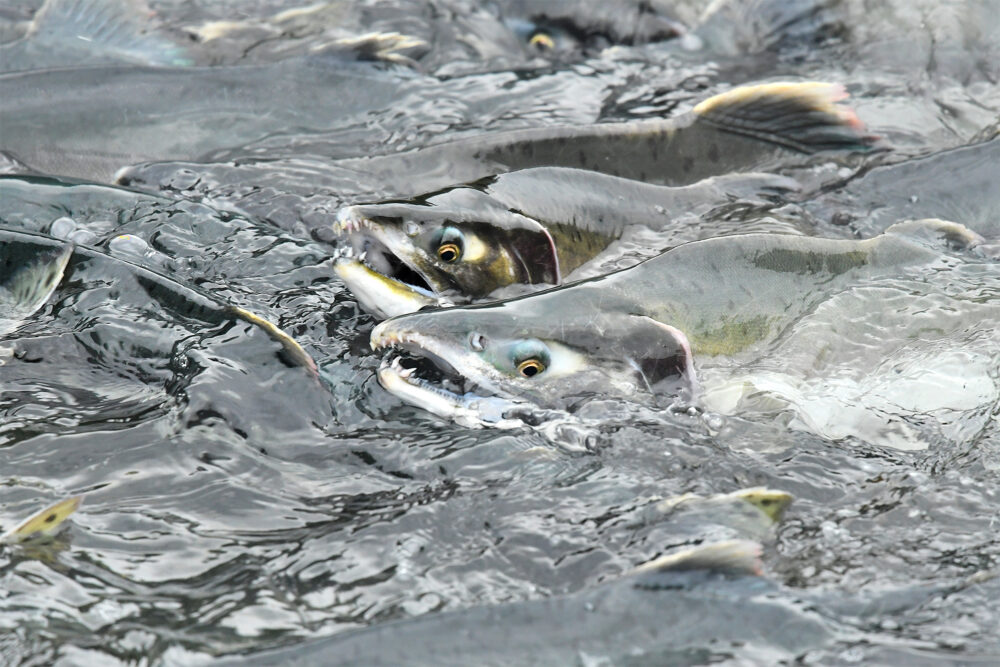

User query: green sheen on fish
[334,167,799,313]
[332,81,868,317]
[370,220,1000,449]
[337,81,873,200]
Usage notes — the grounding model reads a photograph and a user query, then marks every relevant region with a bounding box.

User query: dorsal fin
[0,496,83,545]
[27,0,192,66]
[692,82,878,153]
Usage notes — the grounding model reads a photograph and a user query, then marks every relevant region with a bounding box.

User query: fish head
[371,298,695,425]
[334,196,560,311]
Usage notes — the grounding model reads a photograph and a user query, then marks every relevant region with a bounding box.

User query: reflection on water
[1,0,999,664]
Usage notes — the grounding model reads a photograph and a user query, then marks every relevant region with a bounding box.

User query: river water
[1,1,999,664]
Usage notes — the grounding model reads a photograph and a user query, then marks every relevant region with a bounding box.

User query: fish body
[370,220,1000,447]
[0,0,192,73]
[333,82,868,316]
[224,540,838,666]
[0,226,317,375]
[335,81,871,200]
[0,58,411,182]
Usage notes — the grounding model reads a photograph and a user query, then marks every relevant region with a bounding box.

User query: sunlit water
[1,1,999,664]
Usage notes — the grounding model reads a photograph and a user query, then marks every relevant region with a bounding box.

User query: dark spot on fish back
[45,513,57,523]
[682,156,694,173]
[708,143,720,163]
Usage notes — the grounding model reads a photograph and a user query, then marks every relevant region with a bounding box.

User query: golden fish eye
[437,242,461,263]
[529,32,555,51]
[516,359,545,378]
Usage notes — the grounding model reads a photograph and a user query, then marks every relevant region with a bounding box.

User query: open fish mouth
[333,206,437,295]
[371,328,532,429]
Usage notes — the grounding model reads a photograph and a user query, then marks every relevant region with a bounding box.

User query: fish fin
[692,82,877,153]
[27,0,192,66]
[884,218,985,252]
[0,243,72,338]
[632,540,764,578]
[619,315,696,396]
[725,487,794,523]
[0,496,83,545]
[228,306,319,376]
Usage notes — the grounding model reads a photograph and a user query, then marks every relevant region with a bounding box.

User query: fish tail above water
[23,0,192,67]
[0,496,83,545]
[0,242,72,338]
[691,81,875,153]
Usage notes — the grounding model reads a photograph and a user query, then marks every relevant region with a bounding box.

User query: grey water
[1,0,999,664]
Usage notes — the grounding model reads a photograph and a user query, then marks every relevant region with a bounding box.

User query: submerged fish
[334,80,873,202]
[0,227,317,375]
[369,219,1000,448]
[0,496,82,545]
[333,168,800,318]
[0,56,412,182]
[224,538,976,665]
[0,0,191,73]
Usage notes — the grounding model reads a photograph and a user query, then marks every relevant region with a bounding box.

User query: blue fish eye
[510,340,550,378]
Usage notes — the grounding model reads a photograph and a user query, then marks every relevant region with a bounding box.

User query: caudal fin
[0,496,83,545]
[0,242,72,338]
[27,0,192,67]
[693,82,877,153]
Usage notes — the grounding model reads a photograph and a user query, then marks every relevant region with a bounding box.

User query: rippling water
[1,1,999,664]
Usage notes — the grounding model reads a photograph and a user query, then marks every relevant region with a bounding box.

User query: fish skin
[0,58,412,182]
[0,227,319,376]
[369,221,997,440]
[0,0,192,73]
[333,168,800,311]
[221,540,839,666]
[0,241,72,338]
[334,80,875,200]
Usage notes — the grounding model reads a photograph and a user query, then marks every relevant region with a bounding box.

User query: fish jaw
[333,255,444,319]
[377,357,529,429]
[332,205,453,309]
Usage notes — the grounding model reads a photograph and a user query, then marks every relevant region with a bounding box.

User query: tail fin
[27,0,192,66]
[0,242,72,338]
[693,82,877,153]
[1,496,83,545]
[632,540,764,578]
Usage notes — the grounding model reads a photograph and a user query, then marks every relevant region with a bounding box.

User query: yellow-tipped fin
[724,487,794,523]
[693,81,875,153]
[1,496,83,545]
[655,487,794,524]
[228,306,319,376]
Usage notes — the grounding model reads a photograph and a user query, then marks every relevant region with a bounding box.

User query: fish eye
[528,31,555,51]
[433,226,464,263]
[510,340,550,378]
[516,358,545,377]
